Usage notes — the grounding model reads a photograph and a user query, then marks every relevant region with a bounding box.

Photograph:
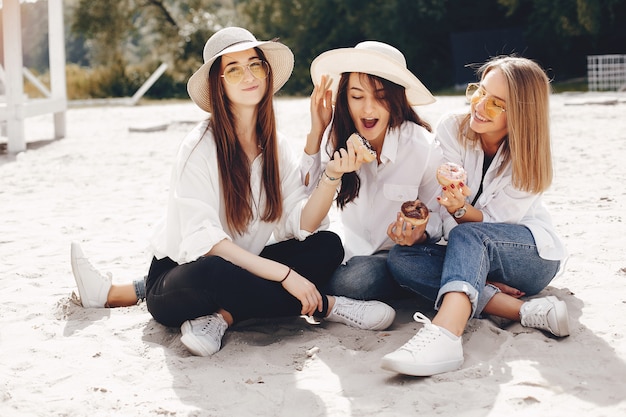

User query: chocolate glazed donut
[348,133,377,163]
[400,199,429,226]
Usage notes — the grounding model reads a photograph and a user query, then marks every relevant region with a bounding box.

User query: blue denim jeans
[388,222,560,318]
[321,251,411,301]
[134,277,146,301]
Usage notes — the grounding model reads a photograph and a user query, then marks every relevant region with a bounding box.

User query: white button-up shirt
[151,120,324,265]
[437,113,567,261]
[301,121,444,261]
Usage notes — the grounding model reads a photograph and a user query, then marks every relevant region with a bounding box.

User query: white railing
[587,54,626,91]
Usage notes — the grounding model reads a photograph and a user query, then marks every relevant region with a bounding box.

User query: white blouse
[301,121,445,261]
[436,112,567,261]
[151,119,325,265]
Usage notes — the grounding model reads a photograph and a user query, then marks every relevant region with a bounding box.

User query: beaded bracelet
[323,171,341,181]
[280,267,292,283]
[318,171,342,188]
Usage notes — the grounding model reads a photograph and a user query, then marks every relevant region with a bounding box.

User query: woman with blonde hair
[382,56,570,376]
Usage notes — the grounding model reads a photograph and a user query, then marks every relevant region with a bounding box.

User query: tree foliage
[240,0,452,94]
[241,0,626,93]
[69,0,239,97]
[63,0,626,97]
[496,0,626,79]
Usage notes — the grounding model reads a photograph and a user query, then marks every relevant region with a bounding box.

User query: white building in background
[1,0,67,154]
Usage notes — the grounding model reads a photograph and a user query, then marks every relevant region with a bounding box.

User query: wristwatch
[453,205,467,219]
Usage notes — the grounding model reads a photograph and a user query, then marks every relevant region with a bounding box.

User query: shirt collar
[379,126,400,164]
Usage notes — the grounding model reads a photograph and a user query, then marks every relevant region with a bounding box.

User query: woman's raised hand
[305,75,334,155]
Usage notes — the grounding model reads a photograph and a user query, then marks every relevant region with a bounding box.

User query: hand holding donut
[325,132,375,176]
[436,162,471,212]
[325,141,362,178]
[387,199,430,245]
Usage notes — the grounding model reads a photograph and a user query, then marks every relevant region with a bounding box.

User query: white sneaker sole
[381,355,463,377]
[546,296,570,337]
[70,242,101,308]
[369,307,396,331]
[180,321,217,357]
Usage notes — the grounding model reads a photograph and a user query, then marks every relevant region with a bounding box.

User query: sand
[1,93,625,417]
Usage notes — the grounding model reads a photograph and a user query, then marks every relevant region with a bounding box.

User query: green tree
[498,0,626,78]
[241,0,452,94]
[64,0,626,97]
[71,0,240,97]
[72,0,135,66]
[241,0,626,91]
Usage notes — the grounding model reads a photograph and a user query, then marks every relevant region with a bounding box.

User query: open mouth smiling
[473,111,490,122]
[362,118,378,128]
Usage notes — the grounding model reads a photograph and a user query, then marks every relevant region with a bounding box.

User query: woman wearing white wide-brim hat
[70,27,397,356]
[301,40,445,301]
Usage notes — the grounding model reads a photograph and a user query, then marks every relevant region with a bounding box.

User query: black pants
[146,231,344,327]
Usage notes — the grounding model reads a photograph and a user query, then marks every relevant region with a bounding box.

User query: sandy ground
[1,93,625,417]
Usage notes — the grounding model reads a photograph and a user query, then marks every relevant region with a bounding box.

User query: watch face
[454,207,466,218]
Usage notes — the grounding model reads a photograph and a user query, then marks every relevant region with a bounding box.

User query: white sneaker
[381,312,463,376]
[70,242,112,308]
[520,296,570,337]
[180,313,228,356]
[326,296,395,331]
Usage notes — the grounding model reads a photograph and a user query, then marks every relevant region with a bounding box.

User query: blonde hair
[460,56,553,193]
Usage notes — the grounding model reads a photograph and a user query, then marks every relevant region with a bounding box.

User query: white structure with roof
[1,0,67,154]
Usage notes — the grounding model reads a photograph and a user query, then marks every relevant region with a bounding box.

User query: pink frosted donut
[437,162,467,187]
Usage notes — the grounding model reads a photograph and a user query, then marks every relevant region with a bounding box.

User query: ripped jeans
[387,222,560,318]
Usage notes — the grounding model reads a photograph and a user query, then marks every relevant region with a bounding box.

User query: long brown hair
[207,48,282,234]
[460,56,552,193]
[328,73,432,208]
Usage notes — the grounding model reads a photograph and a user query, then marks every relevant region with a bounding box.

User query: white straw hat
[187,27,294,112]
[310,41,435,106]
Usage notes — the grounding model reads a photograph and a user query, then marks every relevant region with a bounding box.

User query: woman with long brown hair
[302,41,445,301]
[71,27,395,357]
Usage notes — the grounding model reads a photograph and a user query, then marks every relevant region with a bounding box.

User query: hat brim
[310,48,435,106]
[188,40,294,113]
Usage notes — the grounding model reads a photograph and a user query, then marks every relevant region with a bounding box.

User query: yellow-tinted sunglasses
[221,60,269,85]
[465,83,507,119]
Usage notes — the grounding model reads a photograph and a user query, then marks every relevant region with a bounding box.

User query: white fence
[587,54,626,91]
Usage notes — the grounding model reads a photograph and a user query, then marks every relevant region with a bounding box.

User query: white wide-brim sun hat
[310,41,435,106]
[187,27,294,113]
